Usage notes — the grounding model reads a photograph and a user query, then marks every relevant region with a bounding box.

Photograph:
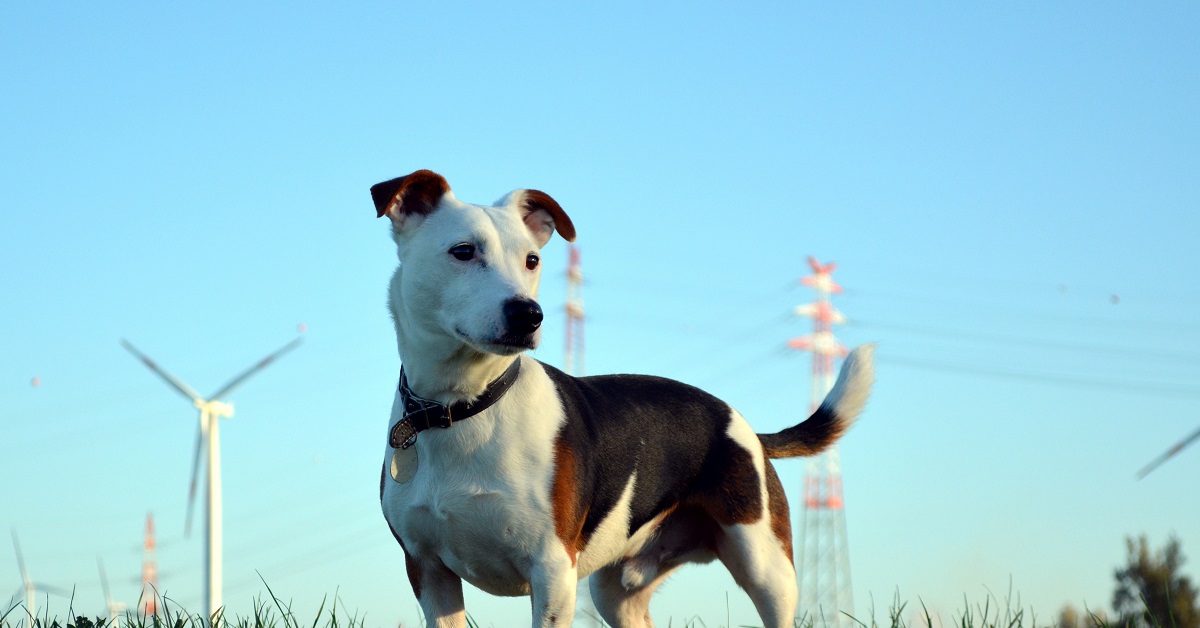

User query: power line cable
[222,523,383,596]
[843,287,1200,333]
[879,353,1200,399]
[852,318,1200,363]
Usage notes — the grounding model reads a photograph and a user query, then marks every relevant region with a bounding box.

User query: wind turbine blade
[208,337,303,401]
[121,339,203,403]
[11,531,28,583]
[33,584,71,597]
[1137,424,1200,479]
[184,420,206,537]
[97,558,113,606]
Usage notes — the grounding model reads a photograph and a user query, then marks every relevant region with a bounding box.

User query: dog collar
[390,359,522,450]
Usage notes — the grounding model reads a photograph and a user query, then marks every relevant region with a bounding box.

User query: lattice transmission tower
[788,256,854,627]
[564,244,602,626]
[565,244,585,377]
[140,512,158,616]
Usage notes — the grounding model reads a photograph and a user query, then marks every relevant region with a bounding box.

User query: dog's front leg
[529,551,577,628]
[406,552,466,628]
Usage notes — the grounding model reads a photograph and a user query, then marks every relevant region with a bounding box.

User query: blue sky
[3,2,1198,626]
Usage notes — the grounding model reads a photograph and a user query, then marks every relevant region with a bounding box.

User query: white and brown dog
[373,169,874,628]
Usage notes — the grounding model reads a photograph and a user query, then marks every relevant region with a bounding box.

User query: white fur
[382,355,565,596]
[725,410,768,508]
[386,193,545,402]
[822,344,875,425]
[381,188,579,628]
[577,473,637,577]
[717,412,799,627]
[378,177,869,628]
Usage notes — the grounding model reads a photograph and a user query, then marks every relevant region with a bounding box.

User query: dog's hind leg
[715,520,798,628]
[589,562,681,628]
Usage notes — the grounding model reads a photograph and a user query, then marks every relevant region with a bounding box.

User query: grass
[1,579,367,628]
[0,587,1124,628]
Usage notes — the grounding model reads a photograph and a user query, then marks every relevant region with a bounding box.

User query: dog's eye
[526,254,540,270]
[449,244,476,261]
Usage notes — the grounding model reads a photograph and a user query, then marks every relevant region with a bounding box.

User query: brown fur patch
[763,461,794,562]
[550,436,586,564]
[370,169,450,219]
[521,189,576,242]
[758,405,846,459]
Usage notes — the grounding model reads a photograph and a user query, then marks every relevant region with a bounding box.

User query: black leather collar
[389,359,522,450]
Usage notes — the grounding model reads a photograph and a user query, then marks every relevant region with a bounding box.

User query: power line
[879,354,1200,399]
[222,523,382,596]
[852,318,1200,363]
[843,287,1200,333]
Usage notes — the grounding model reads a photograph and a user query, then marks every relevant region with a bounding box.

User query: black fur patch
[540,362,764,547]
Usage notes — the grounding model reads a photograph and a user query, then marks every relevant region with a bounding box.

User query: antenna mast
[565,244,585,376]
[140,513,158,616]
[565,244,603,626]
[789,256,854,627]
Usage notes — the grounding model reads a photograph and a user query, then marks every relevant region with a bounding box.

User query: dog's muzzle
[503,298,543,337]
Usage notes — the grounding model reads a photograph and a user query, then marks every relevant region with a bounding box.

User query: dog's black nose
[504,298,543,335]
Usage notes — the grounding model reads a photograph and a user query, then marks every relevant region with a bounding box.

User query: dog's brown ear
[518,189,576,247]
[370,170,451,228]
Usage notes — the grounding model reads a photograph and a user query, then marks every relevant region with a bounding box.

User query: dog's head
[372,170,575,358]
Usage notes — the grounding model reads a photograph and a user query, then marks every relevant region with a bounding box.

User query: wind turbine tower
[122,336,302,620]
[11,532,67,627]
[98,558,127,628]
[788,257,854,627]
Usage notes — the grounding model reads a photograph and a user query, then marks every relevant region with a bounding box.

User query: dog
[373,169,874,628]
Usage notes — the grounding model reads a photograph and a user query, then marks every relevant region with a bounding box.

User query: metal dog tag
[390,445,418,483]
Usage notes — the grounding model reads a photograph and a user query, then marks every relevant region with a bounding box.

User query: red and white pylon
[565,245,585,377]
[789,256,854,627]
[140,513,158,616]
[565,244,603,626]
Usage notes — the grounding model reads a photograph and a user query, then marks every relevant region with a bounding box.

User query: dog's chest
[392,464,547,593]
[381,361,565,594]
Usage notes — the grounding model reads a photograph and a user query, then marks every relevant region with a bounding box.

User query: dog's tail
[758,343,875,459]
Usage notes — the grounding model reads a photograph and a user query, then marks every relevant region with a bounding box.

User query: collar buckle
[402,394,452,430]
[429,405,453,430]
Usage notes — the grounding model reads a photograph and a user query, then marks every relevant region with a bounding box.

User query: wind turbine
[97,558,126,628]
[10,531,69,625]
[1137,423,1200,479]
[121,336,302,619]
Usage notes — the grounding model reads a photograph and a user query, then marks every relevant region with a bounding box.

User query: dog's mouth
[454,327,538,355]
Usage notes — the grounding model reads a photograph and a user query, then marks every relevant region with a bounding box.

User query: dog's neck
[393,313,519,405]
